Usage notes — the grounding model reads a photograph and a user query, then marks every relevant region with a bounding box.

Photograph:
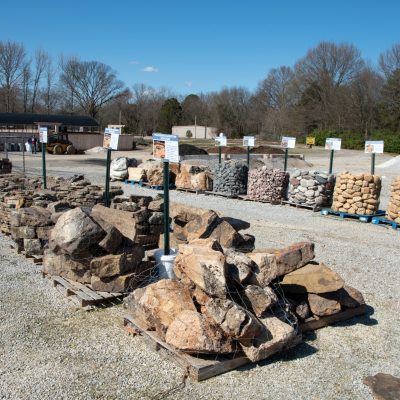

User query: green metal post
[371,153,376,175]
[163,160,170,256]
[329,149,334,174]
[104,148,111,207]
[284,148,289,171]
[218,145,222,164]
[247,146,250,167]
[42,142,47,189]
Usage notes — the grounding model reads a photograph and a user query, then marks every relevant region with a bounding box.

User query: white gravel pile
[1,184,400,399]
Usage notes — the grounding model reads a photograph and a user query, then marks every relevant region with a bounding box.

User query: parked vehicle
[46,134,76,154]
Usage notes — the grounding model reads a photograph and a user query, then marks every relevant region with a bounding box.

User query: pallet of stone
[281,200,322,212]
[300,304,367,332]
[320,208,386,223]
[371,216,400,230]
[124,179,147,187]
[204,191,238,199]
[237,195,279,205]
[43,273,124,309]
[176,187,205,195]
[123,314,302,382]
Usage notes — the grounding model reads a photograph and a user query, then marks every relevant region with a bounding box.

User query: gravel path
[1,184,400,399]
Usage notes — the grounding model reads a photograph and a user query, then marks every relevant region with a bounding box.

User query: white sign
[152,133,180,163]
[39,127,48,143]
[243,136,255,147]
[281,136,296,149]
[325,138,342,151]
[103,128,120,150]
[215,134,227,147]
[365,140,384,154]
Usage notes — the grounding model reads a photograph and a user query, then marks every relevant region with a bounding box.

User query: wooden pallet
[371,216,400,230]
[238,195,280,205]
[300,304,367,332]
[141,182,176,190]
[176,187,205,195]
[43,273,124,309]
[124,179,147,187]
[281,200,322,212]
[204,191,238,199]
[124,315,302,381]
[320,209,386,223]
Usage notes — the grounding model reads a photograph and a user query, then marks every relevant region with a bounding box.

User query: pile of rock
[280,262,365,321]
[331,172,381,215]
[386,177,400,223]
[288,170,335,207]
[43,206,152,292]
[213,162,248,195]
[175,165,212,191]
[168,203,255,252]
[0,158,12,174]
[128,161,179,186]
[247,167,289,203]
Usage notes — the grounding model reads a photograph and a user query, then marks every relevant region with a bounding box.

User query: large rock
[15,206,52,227]
[90,246,144,278]
[245,285,278,317]
[49,207,105,257]
[248,242,315,287]
[239,315,297,362]
[323,285,365,308]
[209,220,242,248]
[11,226,36,239]
[175,165,212,191]
[281,262,345,294]
[205,298,263,346]
[165,310,236,354]
[91,204,136,241]
[92,215,123,254]
[173,248,227,298]
[91,273,136,293]
[23,238,42,256]
[225,249,255,284]
[184,210,220,241]
[308,293,341,316]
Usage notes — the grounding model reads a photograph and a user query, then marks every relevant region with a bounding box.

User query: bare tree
[31,50,48,112]
[60,57,125,118]
[0,41,26,111]
[379,43,400,78]
[41,57,59,114]
[21,62,31,112]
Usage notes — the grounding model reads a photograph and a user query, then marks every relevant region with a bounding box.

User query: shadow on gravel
[73,159,107,166]
[331,305,378,328]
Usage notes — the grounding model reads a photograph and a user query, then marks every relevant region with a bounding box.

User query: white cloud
[185,81,192,87]
[141,66,159,73]
[129,60,139,65]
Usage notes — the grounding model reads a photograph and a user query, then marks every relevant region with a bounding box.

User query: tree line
[0,40,399,138]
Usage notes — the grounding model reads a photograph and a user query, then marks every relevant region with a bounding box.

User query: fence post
[163,159,170,256]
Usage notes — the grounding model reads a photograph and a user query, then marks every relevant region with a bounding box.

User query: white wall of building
[171,125,217,139]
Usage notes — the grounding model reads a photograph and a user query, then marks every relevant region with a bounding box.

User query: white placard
[39,127,48,143]
[152,133,180,163]
[365,141,384,154]
[281,136,296,149]
[215,134,227,147]
[243,136,255,147]
[103,128,120,150]
[325,138,342,151]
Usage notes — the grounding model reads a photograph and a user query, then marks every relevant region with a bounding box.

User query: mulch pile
[179,144,208,156]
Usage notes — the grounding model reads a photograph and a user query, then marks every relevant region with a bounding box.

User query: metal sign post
[247,146,250,167]
[42,142,47,189]
[163,159,170,256]
[371,153,376,175]
[104,148,112,207]
[218,146,222,164]
[284,148,289,172]
[22,138,26,176]
[329,150,334,174]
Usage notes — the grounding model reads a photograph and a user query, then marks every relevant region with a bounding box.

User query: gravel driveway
[1,184,400,399]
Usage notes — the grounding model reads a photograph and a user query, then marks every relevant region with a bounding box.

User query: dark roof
[0,112,99,127]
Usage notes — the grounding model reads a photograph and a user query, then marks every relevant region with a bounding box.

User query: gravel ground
[1,183,400,399]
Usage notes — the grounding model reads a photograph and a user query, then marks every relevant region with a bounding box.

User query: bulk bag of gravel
[247,167,289,204]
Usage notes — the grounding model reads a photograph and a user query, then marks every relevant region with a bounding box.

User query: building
[171,125,218,139]
[0,112,99,134]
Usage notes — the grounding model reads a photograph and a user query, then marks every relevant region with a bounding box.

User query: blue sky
[0,0,399,95]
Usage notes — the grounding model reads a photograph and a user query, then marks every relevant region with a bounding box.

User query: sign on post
[215,134,227,147]
[306,137,315,146]
[243,136,255,147]
[152,133,180,163]
[39,127,48,143]
[103,128,120,150]
[281,136,296,149]
[365,141,384,154]
[325,138,342,151]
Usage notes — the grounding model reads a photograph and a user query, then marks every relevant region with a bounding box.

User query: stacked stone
[331,172,381,215]
[175,165,212,191]
[288,170,335,207]
[42,206,154,292]
[386,177,400,223]
[247,167,289,203]
[212,162,248,195]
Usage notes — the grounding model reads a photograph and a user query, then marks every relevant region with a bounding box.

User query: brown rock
[245,285,278,317]
[17,206,52,227]
[36,226,53,240]
[209,220,242,248]
[184,210,220,241]
[240,315,296,362]
[281,262,345,294]
[11,226,36,239]
[93,215,123,253]
[364,373,400,400]
[225,249,255,284]
[308,293,341,316]
[323,285,365,308]
[91,273,136,292]
[165,310,235,354]
[295,301,310,320]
